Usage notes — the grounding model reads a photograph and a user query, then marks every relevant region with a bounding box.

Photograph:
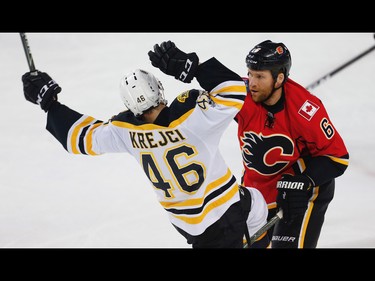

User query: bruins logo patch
[177,91,189,103]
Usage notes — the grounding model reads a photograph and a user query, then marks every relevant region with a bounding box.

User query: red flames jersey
[235,78,349,206]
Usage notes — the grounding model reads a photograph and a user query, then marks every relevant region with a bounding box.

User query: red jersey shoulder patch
[298,100,320,121]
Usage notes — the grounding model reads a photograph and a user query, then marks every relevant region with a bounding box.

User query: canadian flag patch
[298,100,320,121]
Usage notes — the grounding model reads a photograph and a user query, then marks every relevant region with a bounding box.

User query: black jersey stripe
[164,175,237,216]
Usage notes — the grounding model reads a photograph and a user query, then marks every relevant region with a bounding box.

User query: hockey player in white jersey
[21,40,269,248]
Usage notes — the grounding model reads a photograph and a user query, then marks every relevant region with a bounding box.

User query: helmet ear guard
[246,40,292,83]
[119,69,167,116]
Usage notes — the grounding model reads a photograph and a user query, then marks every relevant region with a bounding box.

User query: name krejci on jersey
[129,129,186,149]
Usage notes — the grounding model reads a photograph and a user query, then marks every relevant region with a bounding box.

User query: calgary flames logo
[276,46,284,55]
[241,131,294,175]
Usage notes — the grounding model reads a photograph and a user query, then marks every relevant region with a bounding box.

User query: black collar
[262,89,285,114]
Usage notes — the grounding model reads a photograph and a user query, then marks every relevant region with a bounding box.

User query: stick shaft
[244,209,283,248]
[20,33,36,72]
[306,44,375,90]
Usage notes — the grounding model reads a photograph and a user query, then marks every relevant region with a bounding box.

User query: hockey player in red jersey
[235,40,349,248]
[21,40,269,248]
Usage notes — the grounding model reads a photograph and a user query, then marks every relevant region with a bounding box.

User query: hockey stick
[20,32,37,74]
[306,36,375,90]
[244,209,283,248]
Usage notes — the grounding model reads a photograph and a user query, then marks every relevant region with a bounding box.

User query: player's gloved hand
[22,70,61,112]
[276,174,312,224]
[148,40,199,83]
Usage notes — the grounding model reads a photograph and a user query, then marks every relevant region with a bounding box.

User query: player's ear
[275,73,285,88]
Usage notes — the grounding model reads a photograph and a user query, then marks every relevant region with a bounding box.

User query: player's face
[247,69,274,103]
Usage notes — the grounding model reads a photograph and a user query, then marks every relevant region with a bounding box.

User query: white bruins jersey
[46,57,247,236]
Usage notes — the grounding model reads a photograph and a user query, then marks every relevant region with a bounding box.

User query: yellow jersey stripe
[171,182,239,225]
[160,168,232,208]
[71,116,95,154]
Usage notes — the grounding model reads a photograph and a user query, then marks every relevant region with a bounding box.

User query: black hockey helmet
[246,40,291,81]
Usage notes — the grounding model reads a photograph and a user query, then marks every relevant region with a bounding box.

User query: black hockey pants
[268,178,335,248]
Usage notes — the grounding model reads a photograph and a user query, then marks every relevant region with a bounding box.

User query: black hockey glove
[22,70,61,112]
[148,40,199,83]
[276,174,312,224]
